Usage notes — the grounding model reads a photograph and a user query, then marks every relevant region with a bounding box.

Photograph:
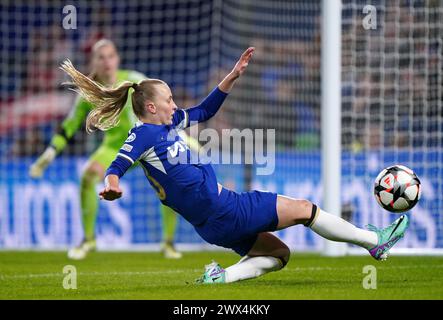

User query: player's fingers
[242,47,255,56]
[109,189,122,199]
[241,47,255,60]
[246,47,255,56]
[239,48,253,62]
[241,53,254,67]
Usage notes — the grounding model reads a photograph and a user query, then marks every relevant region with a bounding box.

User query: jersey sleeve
[105,126,151,178]
[50,95,93,153]
[117,127,152,164]
[172,86,228,129]
[105,156,131,178]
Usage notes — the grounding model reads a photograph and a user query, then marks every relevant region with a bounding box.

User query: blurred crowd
[341,1,442,150]
[0,0,441,158]
[0,4,116,157]
[208,37,321,151]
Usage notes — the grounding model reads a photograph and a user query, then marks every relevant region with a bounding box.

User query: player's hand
[99,186,123,201]
[218,47,255,93]
[231,47,255,78]
[29,146,56,178]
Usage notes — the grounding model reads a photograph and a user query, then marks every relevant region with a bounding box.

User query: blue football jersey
[106,86,228,225]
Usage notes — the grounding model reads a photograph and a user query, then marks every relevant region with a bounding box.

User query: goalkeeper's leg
[160,205,182,259]
[67,160,104,260]
[80,161,103,241]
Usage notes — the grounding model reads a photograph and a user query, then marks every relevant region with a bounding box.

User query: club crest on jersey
[125,133,136,143]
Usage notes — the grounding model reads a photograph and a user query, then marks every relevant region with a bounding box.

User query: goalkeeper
[29,39,188,260]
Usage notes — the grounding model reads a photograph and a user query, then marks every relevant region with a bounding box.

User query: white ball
[374,165,421,213]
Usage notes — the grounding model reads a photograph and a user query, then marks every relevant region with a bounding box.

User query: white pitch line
[1,264,443,280]
[288,264,443,272]
[0,269,202,280]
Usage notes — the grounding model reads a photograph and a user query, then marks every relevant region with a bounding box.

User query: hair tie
[132,83,138,90]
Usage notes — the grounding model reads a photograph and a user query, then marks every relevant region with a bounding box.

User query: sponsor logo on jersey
[125,133,136,143]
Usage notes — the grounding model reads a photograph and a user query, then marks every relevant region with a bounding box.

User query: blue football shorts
[194,187,279,256]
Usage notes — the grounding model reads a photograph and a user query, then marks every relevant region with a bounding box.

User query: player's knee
[81,165,102,186]
[278,196,313,227]
[293,199,313,224]
[276,243,290,268]
[81,171,95,186]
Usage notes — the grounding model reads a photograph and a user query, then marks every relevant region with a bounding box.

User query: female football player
[29,39,186,260]
[59,47,409,283]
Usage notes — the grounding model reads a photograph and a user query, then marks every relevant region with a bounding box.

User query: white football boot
[67,239,97,260]
[161,241,183,259]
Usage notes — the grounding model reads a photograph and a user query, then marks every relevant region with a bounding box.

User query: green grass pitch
[1,251,443,299]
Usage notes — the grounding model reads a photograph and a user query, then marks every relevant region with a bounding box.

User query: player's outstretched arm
[29,97,92,178]
[173,47,255,129]
[100,174,123,201]
[100,144,137,200]
[218,47,255,93]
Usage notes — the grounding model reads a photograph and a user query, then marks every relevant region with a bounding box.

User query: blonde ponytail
[60,59,134,133]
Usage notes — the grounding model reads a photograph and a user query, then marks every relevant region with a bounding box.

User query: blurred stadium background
[0,0,442,254]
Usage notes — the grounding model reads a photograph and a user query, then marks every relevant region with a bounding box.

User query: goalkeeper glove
[29,146,57,178]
